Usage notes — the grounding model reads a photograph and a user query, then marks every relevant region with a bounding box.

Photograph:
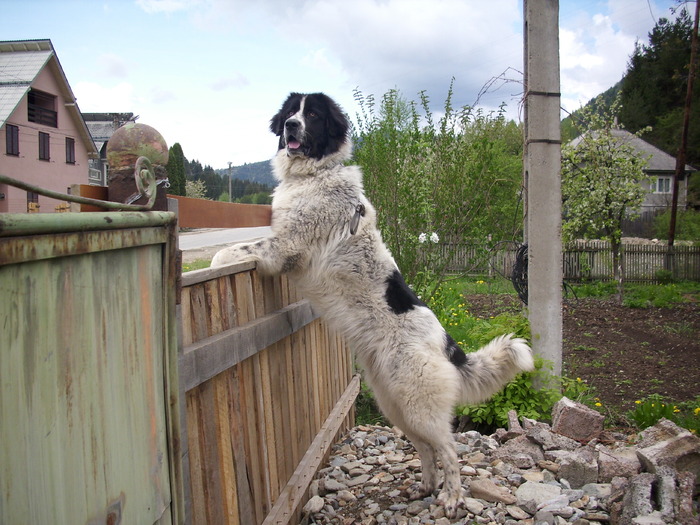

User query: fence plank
[262,375,361,525]
[181,266,355,525]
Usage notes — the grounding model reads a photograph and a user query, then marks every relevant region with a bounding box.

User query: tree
[353,84,523,300]
[166,142,186,196]
[561,95,650,301]
[185,179,207,199]
[620,7,700,167]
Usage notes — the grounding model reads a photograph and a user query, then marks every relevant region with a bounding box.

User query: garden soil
[463,293,700,426]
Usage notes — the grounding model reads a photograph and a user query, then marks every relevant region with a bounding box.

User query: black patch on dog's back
[385,270,426,314]
[444,333,468,367]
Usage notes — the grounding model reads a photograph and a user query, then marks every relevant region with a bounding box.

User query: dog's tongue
[288,140,301,149]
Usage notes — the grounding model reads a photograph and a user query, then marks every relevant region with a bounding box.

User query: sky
[0,0,687,169]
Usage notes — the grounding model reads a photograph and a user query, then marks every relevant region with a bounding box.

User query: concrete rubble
[304,397,699,524]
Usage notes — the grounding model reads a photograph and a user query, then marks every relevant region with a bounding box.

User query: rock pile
[304,397,699,524]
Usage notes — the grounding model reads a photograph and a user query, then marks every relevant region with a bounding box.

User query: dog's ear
[270,93,300,136]
[322,94,349,140]
[269,100,288,137]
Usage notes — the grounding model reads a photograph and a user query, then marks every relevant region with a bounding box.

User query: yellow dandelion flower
[595,402,602,407]
[694,407,700,416]
[635,400,642,404]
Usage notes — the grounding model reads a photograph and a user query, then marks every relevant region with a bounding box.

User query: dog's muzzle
[284,118,305,155]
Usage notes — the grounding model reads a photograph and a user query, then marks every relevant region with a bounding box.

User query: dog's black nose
[285,119,300,130]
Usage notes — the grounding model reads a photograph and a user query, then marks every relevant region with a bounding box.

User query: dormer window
[27,89,57,128]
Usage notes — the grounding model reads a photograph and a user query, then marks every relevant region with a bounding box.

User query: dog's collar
[350,203,366,235]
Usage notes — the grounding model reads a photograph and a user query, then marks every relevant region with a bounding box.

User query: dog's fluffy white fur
[211,93,534,516]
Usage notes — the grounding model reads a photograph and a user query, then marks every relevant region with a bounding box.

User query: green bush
[457,356,563,427]
[628,394,700,434]
[653,210,700,242]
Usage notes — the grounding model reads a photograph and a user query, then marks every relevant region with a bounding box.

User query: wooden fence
[178,262,357,525]
[563,240,700,282]
[442,241,700,283]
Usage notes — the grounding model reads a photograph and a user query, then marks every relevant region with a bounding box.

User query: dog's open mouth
[286,136,306,155]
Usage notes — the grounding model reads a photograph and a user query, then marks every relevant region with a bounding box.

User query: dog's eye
[286,111,296,118]
[308,111,318,118]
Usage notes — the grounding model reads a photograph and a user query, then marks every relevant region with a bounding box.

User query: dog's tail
[456,334,535,405]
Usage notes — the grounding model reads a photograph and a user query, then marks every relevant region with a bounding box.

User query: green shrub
[628,394,700,434]
[653,209,700,242]
[457,355,563,428]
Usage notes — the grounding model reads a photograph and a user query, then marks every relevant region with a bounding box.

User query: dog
[211,92,534,516]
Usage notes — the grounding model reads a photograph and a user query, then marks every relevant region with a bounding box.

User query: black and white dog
[211,92,534,516]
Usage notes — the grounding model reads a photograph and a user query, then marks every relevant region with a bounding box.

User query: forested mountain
[215,160,276,188]
[183,158,274,201]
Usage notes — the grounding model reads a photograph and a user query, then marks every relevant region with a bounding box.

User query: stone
[596,445,641,482]
[581,483,611,500]
[493,434,545,465]
[528,424,580,451]
[557,447,598,489]
[303,495,325,514]
[619,473,655,523]
[515,481,562,514]
[321,478,348,492]
[636,423,700,481]
[636,418,686,448]
[469,478,517,504]
[506,504,531,520]
[306,422,697,525]
[551,397,604,443]
[463,497,485,514]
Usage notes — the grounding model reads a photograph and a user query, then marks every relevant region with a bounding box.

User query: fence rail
[179,263,356,525]
[444,241,700,283]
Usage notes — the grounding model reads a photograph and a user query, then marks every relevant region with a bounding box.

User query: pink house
[0,39,97,213]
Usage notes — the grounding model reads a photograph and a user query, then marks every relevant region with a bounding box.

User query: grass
[182,259,211,272]
[571,279,700,307]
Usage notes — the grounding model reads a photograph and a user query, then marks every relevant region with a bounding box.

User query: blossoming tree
[561,95,650,301]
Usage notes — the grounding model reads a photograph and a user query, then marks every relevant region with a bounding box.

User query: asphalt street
[178,226,271,251]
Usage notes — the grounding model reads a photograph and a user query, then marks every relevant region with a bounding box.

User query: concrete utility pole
[523,0,563,376]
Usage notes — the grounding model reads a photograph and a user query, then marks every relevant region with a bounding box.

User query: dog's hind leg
[403,435,438,500]
[432,439,465,517]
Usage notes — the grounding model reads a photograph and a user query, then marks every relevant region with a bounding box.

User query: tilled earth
[462,293,700,424]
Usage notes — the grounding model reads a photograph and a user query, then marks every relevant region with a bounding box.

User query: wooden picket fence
[442,241,700,283]
[563,240,700,282]
[178,262,358,525]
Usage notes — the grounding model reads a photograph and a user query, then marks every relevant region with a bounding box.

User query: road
[178,226,271,263]
[178,226,271,250]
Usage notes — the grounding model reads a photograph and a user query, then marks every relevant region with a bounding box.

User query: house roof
[0,39,97,157]
[568,128,695,174]
[83,112,137,153]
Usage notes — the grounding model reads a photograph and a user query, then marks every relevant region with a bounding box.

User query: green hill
[216,160,276,187]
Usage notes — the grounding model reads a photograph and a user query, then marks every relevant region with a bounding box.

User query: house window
[655,176,672,194]
[6,124,19,155]
[65,137,75,164]
[39,132,50,161]
[27,89,57,127]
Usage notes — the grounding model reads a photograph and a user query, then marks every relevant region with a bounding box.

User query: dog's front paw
[436,487,466,518]
[210,244,256,268]
[405,482,433,501]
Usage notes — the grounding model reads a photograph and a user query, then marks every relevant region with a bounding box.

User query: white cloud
[99,53,129,79]
[72,81,137,112]
[209,73,250,91]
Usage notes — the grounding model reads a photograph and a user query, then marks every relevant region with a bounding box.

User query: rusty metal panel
[0,212,181,524]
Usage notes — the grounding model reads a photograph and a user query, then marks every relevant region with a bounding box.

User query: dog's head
[270,92,349,160]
